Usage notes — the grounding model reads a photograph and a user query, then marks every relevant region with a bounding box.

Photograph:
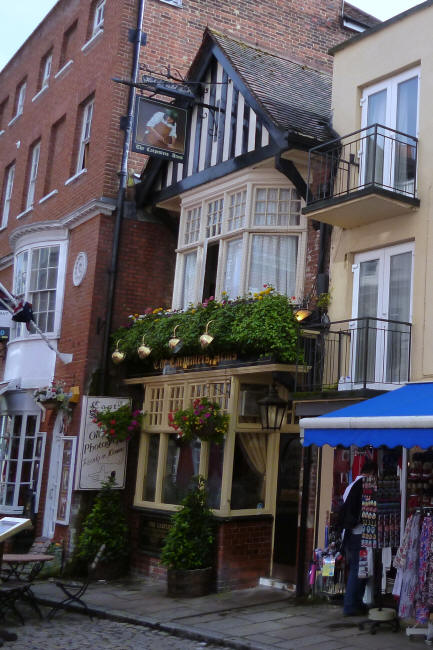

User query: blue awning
[300,382,433,449]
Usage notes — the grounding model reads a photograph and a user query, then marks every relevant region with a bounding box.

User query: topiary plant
[76,475,129,567]
[160,476,214,570]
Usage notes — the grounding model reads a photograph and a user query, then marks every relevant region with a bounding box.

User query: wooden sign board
[75,396,130,490]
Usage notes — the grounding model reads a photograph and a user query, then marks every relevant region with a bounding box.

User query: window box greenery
[112,288,303,369]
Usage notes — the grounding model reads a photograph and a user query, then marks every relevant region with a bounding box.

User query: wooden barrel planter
[167,567,213,597]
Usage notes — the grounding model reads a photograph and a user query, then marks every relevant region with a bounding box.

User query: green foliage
[316,292,331,311]
[113,288,303,370]
[76,476,129,564]
[168,397,229,444]
[160,477,214,570]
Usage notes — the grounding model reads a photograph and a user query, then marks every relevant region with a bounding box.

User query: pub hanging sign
[132,96,188,162]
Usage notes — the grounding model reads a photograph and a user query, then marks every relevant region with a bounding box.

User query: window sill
[65,169,87,186]
[54,59,74,80]
[32,84,49,103]
[9,332,59,344]
[0,130,4,137]
[81,28,104,53]
[16,206,33,220]
[8,112,22,127]
[39,189,58,204]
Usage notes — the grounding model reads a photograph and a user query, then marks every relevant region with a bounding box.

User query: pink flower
[205,413,211,418]
[145,307,153,314]
[127,425,134,431]
[131,420,137,426]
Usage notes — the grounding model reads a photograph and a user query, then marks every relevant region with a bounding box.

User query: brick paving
[1,612,226,649]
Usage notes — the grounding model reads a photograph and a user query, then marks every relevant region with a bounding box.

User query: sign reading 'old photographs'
[132,97,187,162]
[75,396,130,490]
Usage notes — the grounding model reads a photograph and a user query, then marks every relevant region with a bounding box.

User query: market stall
[300,382,433,637]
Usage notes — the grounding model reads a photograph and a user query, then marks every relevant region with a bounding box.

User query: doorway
[272,434,302,583]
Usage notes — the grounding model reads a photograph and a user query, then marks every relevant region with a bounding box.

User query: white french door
[351,243,413,386]
[361,68,419,194]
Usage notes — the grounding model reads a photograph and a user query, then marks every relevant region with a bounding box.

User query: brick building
[0,0,377,589]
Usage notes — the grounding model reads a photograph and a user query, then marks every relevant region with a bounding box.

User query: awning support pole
[400,447,408,545]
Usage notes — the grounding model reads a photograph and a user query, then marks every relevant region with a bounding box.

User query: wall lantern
[294,308,313,322]
[257,384,289,431]
[168,325,183,354]
[199,320,214,348]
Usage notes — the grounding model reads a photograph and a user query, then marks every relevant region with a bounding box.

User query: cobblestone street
[1,612,226,650]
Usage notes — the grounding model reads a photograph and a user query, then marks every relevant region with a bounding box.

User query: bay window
[12,242,66,338]
[173,173,305,308]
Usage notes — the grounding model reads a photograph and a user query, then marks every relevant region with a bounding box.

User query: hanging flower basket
[91,403,144,443]
[33,380,71,415]
[168,398,229,445]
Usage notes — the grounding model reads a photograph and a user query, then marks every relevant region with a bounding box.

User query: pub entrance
[271,434,302,583]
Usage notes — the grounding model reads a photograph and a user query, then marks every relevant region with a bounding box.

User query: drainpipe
[101,0,146,393]
[296,445,312,597]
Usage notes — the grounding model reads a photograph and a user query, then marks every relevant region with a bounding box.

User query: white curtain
[239,433,267,500]
[181,251,197,309]
[248,235,297,296]
[223,238,243,299]
[386,251,412,382]
[395,76,418,191]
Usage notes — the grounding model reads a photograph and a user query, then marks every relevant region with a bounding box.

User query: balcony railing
[297,317,411,392]
[305,124,418,206]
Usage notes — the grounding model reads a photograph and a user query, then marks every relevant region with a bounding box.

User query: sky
[0,0,427,71]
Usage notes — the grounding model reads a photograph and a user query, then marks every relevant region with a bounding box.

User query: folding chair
[47,544,105,620]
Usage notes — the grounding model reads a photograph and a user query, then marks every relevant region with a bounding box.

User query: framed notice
[132,97,187,162]
[75,396,130,490]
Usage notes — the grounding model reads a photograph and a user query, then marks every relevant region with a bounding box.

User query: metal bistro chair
[47,544,106,620]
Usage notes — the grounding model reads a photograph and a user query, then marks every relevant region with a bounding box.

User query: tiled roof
[208,30,334,144]
[343,2,381,29]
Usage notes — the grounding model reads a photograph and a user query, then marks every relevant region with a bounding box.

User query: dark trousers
[343,533,366,615]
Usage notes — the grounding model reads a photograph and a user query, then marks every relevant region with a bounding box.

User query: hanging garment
[398,512,421,619]
[415,515,433,623]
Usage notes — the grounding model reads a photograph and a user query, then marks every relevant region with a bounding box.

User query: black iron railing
[306,124,418,206]
[297,317,412,392]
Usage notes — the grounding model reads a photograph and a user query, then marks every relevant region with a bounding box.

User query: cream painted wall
[328,5,433,380]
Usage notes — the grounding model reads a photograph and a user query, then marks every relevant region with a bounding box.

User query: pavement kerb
[35,596,277,650]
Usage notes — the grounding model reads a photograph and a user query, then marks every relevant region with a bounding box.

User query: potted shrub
[160,476,215,597]
[76,476,129,579]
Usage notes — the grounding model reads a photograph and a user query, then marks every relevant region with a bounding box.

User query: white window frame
[12,240,68,339]
[55,436,77,525]
[1,164,15,229]
[172,171,306,309]
[351,242,414,388]
[159,0,182,5]
[93,0,105,33]
[15,82,26,117]
[0,413,46,515]
[41,53,53,88]
[26,142,41,210]
[360,67,420,190]
[77,100,94,173]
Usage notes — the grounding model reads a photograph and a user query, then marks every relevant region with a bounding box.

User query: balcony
[296,317,411,393]
[303,124,420,228]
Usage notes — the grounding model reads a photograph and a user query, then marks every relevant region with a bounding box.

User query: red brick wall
[215,517,273,590]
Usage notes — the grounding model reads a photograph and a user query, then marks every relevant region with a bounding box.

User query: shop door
[272,435,302,583]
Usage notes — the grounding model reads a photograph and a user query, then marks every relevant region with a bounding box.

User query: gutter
[101,0,146,393]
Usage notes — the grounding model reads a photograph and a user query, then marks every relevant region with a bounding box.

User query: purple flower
[127,425,134,431]
[205,413,211,418]
[131,420,137,426]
